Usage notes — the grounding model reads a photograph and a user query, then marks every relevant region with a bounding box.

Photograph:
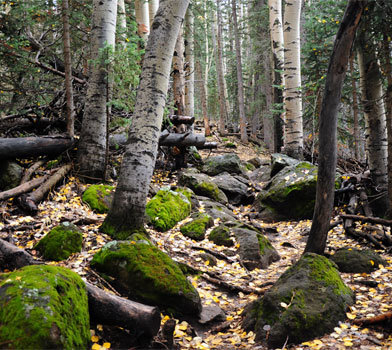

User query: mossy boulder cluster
[180,212,214,241]
[0,265,90,350]
[34,222,83,261]
[82,184,114,213]
[242,253,354,348]
[91,239,202,316]
[254,161,318,221]
[330,248,387,273]
[146,187,192,231]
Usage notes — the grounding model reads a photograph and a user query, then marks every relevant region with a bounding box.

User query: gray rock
[211,173,251,205]
[198,304,226,324]
[198,197,236,222]
[202,153,243,176]
[249,165,271,184]
[0,160,23,190]
[270,153,300,177]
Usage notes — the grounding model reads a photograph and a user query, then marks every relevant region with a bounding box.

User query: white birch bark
[77,0,117,180]
[117,0,127,46]
[135,0,150,40]
[184,7,194,118]
[102,0,190,235]
[149,0,159,27]
[283,0,303,158]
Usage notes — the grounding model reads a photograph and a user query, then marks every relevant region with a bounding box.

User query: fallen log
[169,115,195,125]
[341,214,392,227]
[197,142,218,149]
[0,135,73,159]
[18,164,72,213]
[0,175,49,201]
[0,238,161,339]
[159,132,206,147]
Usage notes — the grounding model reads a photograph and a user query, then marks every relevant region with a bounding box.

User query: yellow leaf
[178,321,188,331]
[370,260,374,266]
[226,315,233,321]
[343,340,353,346]
[97,324,103,331]
[91,344,100,350]
[212,296,220,303]
[15,276,21,281]
[102,342,111,349]
[91,335,99,342]
[346,312,356,320]
[204,260,210,266]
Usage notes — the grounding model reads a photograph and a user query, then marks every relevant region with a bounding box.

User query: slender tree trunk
[149,0,159,27]
[173,26,186,116]
[349,54,361,161]
[184,7,194,119]
[196,61,211,136]
[268,0,284,152]
[304,0,366,255]
[101,0,190,236]
[283,0,303,159]
[135,0,150,40]
[357,29,388,214]
[61,0,75,138]
[203,1,210,118]
[118,0,127,46]
[77,0,117,180]
[232,0,248,143]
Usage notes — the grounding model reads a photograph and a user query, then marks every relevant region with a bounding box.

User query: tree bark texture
[117,0,128,46]
[357,28,388,213]
[184,7,195,119]
[349,54,361,161]
[61,0,75,138]
[102,0,190,234]
[195,61,211,136]
[0,136,73,159]
[77,0,117,180]
[135,0,150,40]
[231,0,248,144]
[283,0,303,159]
[148,0,159,28]
[304,0,366,255]
[173,26,186,116]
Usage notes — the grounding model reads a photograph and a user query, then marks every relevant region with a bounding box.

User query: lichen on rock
[0,265,90,350]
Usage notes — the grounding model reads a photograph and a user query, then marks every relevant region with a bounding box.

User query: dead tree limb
[20,159,48,184]
[0,175,49,201]
[200,273,264,295]
[0,238,39,270]
[341,214,392,227]
[352,311,392,326]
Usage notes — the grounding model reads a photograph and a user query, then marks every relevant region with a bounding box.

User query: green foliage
[0,265,90,349]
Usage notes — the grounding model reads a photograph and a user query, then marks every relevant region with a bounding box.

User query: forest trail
[1,135,391,350]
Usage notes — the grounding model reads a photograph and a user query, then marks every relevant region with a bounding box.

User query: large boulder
[209,224,234,247]
[249,165,271,184]
[330,248,387,273]
[270,153,300,177]
[254,161,318,221]
[91,239,202,316]
[82,184,114,213]
[211,173,252,205]
[34,222,83,261]
[198,197,236,222]
[180,212,214,241]
[0,160,23,190]
[178,169,228,204]
[146,187,192,231]
[202,153,243,176]
[0,265,90,349]
[242,253,354,348]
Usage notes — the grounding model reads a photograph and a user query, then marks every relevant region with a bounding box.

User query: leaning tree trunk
[304,0,366,255]
[232,0,248,144]
[101,0,190,236]
[148,0,159,27]
[184,6,194,119]
[283,0,303,159]
[77,0,117,180]
[268,0,284,152]
[357,28,389,214]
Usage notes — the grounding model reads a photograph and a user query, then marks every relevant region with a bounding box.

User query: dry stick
[352,311,392,326]
[191,245,235,263]
[0,175,49,201]
[20,159,47,184]
[200,273,264,295]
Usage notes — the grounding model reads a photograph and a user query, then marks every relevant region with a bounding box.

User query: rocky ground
[1,134,392,350]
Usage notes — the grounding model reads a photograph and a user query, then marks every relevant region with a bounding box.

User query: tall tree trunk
[304,0,366,255]
[283,0,303,159]
[118,0,127,46]
[101,0,190,236]
[135,0,150,40]
[173,26,186,116]
[383,33,392,217]
[357,29,388,215]
[232,0,248,143]
[268,0,284,152]
[184,7,194,119]
[350,54,361,160]
[149,0,159,27]
[61,0,75,138]
[77,0,117,180]
[196,61,211,136]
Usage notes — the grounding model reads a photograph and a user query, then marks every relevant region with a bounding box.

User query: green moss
[82,184,114,213]
[194,181,223,202]
[34,222,82,261]
[180,213,213,241]
[245,162,256,171]
[0,265,89,349]
[100,220,148,240]
[145,187,192,231]
[257,234,274,255]
[224,142,236,148]
[209,225,234,247]
[91,240,201,315]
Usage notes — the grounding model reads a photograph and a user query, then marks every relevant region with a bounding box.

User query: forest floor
[1,134,392,350]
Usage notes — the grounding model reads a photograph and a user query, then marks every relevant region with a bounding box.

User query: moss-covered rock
[270,153,300,177]
[242,253,354,348]
[253,162,318,221]
[91,240,202,316]
[202,153,243,176]
[34,222,83,261]
[209,224,234,247]
[82,184,114,213]
[145,187,192,231]
[0,160,23,191]
[330,248,387,273]
[180,213,214,241]
[199,198,236,222]
[0,265,90,349]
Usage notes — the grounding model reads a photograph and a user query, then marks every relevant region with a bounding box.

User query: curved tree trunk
[101,0,190,235]
[77,0,117,180]
[283,0,303,159]
[304,0,366,255]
